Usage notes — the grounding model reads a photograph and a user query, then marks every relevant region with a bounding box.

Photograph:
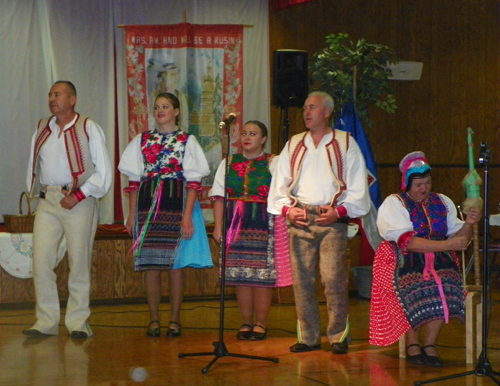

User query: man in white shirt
[23,81,112,340]
[268,91,370,354]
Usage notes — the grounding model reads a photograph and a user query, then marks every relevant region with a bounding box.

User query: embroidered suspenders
[29,114,95,196]
[286,130,350,207]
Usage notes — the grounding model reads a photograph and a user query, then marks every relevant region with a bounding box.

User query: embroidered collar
[405,191,428,204]
[242,151,265,160]
[154,127,180,137]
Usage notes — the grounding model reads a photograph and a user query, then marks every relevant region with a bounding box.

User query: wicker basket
[3,192,35,233]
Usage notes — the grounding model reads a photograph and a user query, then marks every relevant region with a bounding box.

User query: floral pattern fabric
[396,192,448,242]
[218,153,292,288]
[226,153,273,203]
[369,191,465,346]
[141,129,189,180]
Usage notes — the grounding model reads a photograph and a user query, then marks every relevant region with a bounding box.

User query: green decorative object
[309,33,400,127]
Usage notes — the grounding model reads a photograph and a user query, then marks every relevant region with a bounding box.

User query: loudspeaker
[273,49,308,108]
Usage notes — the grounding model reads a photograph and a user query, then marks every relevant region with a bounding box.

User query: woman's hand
[465,207,482,225]
[213,225,222,244]
[180,216,194,239]
[446,235,471,251]
[125,216,134,236]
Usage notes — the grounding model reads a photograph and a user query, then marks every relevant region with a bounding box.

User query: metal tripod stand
[415,143,500,385]
[178,119,279,374]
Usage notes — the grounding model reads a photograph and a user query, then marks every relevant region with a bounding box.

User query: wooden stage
[0,287,499,385]
[1,228,499,385]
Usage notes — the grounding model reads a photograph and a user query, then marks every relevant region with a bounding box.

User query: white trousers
[31,186,98,336]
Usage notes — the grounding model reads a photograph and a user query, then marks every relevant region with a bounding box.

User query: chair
[486,238,500,280]
[487,213,500,280]
[466,235,500,280]
[398,289,482,364]
[399,208,483,364]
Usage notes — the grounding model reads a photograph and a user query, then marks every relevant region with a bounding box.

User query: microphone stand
[280,106,290,150]
[178,120,279,374]
[415,142,500,385]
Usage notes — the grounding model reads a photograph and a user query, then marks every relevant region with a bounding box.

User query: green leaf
[309,32,399,126]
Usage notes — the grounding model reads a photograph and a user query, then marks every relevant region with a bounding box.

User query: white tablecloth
[0,233,66,279]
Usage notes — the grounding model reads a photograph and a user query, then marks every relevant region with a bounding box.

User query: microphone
[219,113,237,128]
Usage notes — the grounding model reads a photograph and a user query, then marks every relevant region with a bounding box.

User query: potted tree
[309,33,399,127]
[309,33,400,297]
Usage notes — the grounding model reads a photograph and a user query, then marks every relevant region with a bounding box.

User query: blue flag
[334,102,382,208]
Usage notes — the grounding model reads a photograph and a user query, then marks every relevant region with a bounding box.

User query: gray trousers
[31,186,98,335]
[288,204,349,346]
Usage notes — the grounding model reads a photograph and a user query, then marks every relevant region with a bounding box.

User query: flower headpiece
[399,151,431,190]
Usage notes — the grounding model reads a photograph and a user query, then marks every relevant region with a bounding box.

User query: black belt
[336,216,349,224]
[39,184,69,199]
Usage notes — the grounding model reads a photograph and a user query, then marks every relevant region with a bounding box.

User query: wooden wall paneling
[91,238,138,300]
[110,239,143,299]
[55,258,70,301]
[0,268,34,304]
[268,0,500,222]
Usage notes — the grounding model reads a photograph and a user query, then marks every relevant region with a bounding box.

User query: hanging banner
[273,0,314,11]
[124,23,244,189]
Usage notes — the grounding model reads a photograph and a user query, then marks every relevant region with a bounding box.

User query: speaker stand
[280,106,290,150]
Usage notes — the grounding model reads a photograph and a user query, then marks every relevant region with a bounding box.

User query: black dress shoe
[290,342,321,353]
[331,340,349,355]
[236,324,253,340]
[70,331,88,340]
[166,321,182,337]
[405,343,426,365]
[250,324,267,341]
[146,321,161,338]
[422,345,444,367]
[22,329,54,339]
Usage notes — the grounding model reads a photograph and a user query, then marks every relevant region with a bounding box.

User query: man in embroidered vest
[268,91,370,354]
[23,80,112,340]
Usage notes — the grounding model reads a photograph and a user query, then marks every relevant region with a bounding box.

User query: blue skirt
[134,179,213,271]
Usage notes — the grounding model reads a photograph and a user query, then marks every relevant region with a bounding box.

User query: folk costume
[369,152,466,346]
[268,129,370,347]
[25,114,112,336]
[209,153,292,288]
[118,128,212,271]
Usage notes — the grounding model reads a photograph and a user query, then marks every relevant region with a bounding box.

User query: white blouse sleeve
[267,145,293,215]
[118,134,144,181]
[376,194,415,242]
[377,193,465,242]
[208,158,227,197]
[79,119,113,198]
[182,134,210,182]
[440,193,465,236]
[268,154,279,175]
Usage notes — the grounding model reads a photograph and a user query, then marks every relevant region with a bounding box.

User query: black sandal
[166,321,182,337]
[405,343,426,365]
[147,320,161,338]
[251,324,267,341]
[422,345,444,367]
[236,324,253,340]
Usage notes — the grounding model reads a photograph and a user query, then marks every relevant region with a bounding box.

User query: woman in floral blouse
[209,121,292,341]
[119,92,212,338]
